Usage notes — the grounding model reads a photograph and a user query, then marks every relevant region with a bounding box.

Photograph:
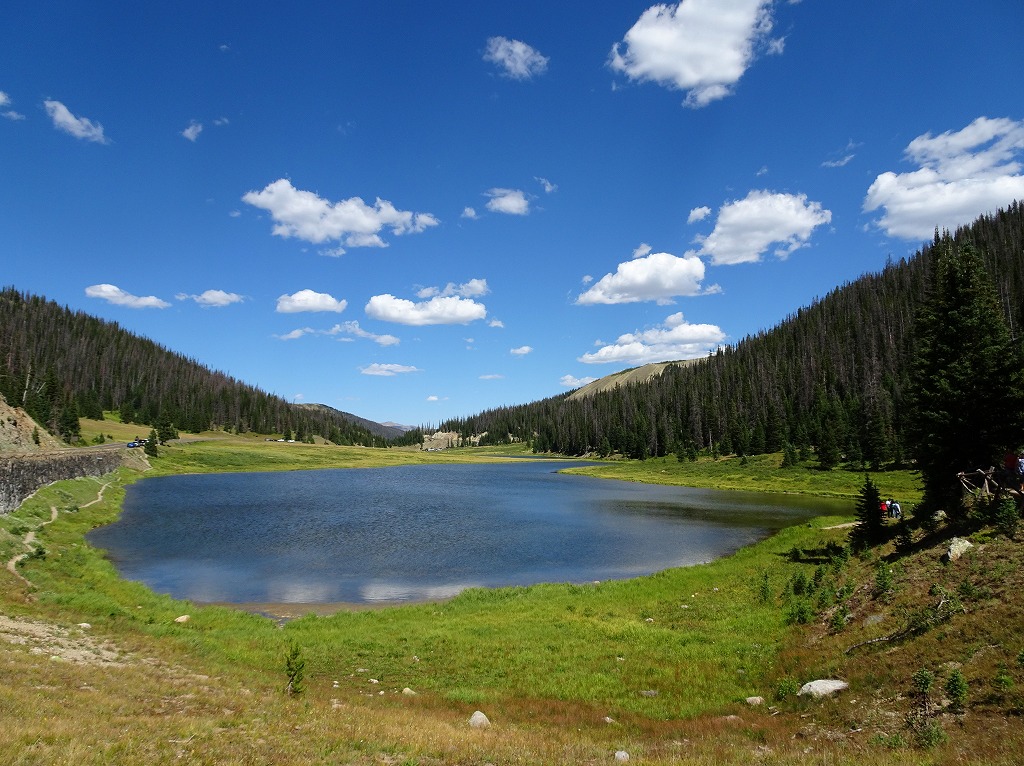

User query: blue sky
[3,1,1023,428]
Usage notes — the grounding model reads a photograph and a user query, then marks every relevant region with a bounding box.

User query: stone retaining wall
[0,450,128,514]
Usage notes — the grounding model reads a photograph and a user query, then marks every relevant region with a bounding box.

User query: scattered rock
[402,687,417,696]
[174,615,190,624]
[614,750,630,762]
[640,689,658,697]
[604,716,616,724]
[644,617,654,623]
[77,623,91,630]
[945,537,973,562]
[798,680,848,699]
[469,710,490,729]
[745,696,765,706]
[715,714,743,724]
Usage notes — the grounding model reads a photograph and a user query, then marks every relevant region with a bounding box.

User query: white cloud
[366,294,487,326]
[426,395,439,402]
[577,251,713,305]
[462,206,479,219]
[484,36,549,80]
[228,210,241,218]
[609,0,779,108]
[0,91,24,120]
[176,289,244,307]
[510,345,533,355]
[242,178,438,247]
[688,206,711,223]
[44,100,109,143]
[488,319,505,328]
[328,321,400,346]
[579,312,725,364]
[536,177,557,193]
[85,284,169,309]
[182,120,203,141]
[360,363,421,377]
[275,328,314,341]
[275,289,347,313]
[822,154,853,168]
[479,374,505,380]
[484,188,530,215]
[695,190,831,265]
[632,242,653,258]
[863,116,1024,240]
[213,117,230,126]
[416,278,489,299]
[560,374,598,388]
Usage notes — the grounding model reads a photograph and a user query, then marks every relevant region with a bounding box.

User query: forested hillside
[441,203,1024,465]
[0,290,389,446]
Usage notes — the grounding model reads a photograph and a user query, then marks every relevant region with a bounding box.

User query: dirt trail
[4,480,111,585]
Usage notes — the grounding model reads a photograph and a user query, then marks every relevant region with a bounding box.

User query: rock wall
[0,450,131,514]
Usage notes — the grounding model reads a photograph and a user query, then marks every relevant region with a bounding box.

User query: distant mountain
[381,421,417,433]
[294,404,408,440]
[0,289,391,447]
[567,361,698,401]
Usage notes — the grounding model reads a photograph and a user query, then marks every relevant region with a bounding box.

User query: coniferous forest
[0,290,412,447]
[440,203,1024,470]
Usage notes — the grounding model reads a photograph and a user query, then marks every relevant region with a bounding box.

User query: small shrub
[790,571,809,597]
[913,720,948,749]
[874,563,895,597]
[993,497,1020,538]
[757,571,772,604]
[912,668,935,714]
[284,642,306,697]
[775,677,800,701]
[786,600,814,625]
[828,606,849,633]
[945,668,968,709]
[788,546,802,563]
[992,664,1014,694]
[870,732,908,749]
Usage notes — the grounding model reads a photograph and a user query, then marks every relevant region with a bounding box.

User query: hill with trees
[441,203,1024,474]
[0,289,395,447]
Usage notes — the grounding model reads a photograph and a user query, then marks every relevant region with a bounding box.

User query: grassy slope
[2,440,1021,764]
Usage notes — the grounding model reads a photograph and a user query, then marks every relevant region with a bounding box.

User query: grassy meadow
[4,437,1022,764]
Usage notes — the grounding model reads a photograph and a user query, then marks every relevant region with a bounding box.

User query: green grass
[565,452,923,505]
[6,442,1021,764]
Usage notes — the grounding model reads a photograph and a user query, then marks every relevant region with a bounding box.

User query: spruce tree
[906,239,1024,519]
[852,474,885,549]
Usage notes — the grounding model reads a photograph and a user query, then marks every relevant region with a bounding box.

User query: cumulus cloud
[275,328,314,341]
[175,289,244,307]
[609,0,780,108]
[182,120,203,141]
[479,374,505,380]
[275,289,347,313]
[632,243,653,258]
[242,178,438,248]
[416,278,489,299]
[85,284,169,309]
[44,100,109,143]
[577,251,713,305]
[360,363,421,377]
[489,319,505,328]
[484,36,549,80]
[0,92,9,107]
[688,206,711,223]
[366,294,487,326]
[694,190,831,265]
[510,345,533,355]
[484,188,530,215]
[462,207,479,219]
[863,116,1024,240]
[560,374,598,388]
[579,312,725,365]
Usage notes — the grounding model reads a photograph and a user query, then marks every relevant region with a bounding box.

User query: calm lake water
[88,461,850,605]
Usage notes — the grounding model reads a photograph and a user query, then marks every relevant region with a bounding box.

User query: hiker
[879,498,889,519]
[889,498,901,518]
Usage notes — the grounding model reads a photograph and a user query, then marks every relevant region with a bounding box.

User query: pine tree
[851,474,885,549]
[906,239,1024,519]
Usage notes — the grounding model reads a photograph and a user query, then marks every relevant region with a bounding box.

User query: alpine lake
[88,460,851,608]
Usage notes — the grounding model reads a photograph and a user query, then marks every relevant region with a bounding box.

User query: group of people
[1002,450,1024,491]
[879,498,902,519]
